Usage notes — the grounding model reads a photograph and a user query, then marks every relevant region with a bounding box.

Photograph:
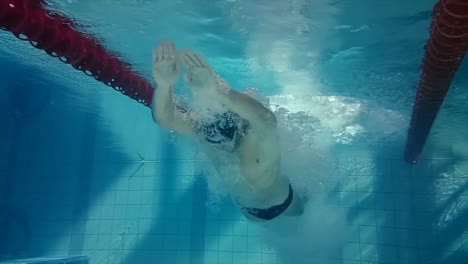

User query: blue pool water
[1,0,468,264]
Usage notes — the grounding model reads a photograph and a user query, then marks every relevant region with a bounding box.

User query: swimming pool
[1,0,467,263]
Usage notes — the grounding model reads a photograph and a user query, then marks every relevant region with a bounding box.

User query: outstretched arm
[151,41,194,135]
[218,88,277,127]
[181,50,277,129]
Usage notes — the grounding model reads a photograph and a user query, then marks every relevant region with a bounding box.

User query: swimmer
[151,40,304,221]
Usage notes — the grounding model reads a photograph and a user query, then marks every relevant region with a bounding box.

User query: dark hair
[198,111,245,144]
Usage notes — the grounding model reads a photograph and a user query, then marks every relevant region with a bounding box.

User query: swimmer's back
[196,109,289,209]
[236,124,290,207]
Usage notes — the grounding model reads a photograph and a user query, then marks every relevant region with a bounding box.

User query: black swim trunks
[241,184,293,221]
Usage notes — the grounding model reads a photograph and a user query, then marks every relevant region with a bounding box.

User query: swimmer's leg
[283,189,304,216]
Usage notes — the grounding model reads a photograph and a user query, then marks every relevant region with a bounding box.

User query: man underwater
[151,40,304,221]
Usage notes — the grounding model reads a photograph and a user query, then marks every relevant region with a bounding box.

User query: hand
[181,50,220,95]
[152,40,181,87]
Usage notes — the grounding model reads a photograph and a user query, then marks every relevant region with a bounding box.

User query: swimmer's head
[198,111,242,144]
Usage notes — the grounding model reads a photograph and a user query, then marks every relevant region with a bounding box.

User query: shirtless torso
[151,40,304,221]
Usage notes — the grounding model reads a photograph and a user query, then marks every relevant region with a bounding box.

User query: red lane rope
[0,0,155,107]
[404,0,468,163]
[3,0,466,162]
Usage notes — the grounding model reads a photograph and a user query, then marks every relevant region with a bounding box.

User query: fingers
[153,40,177,63]
[194,52,209,67]
[163,40,177,59]
[153,40,209,72]
[152,46,159,63]
[160,41,166,59]
[181,49,209,68]
[181,50,198,67]
[153,42,163,63]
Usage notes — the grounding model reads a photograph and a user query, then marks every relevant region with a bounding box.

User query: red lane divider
[404,0,468,163]
[0,0,155,107]
[3,0,467,161]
